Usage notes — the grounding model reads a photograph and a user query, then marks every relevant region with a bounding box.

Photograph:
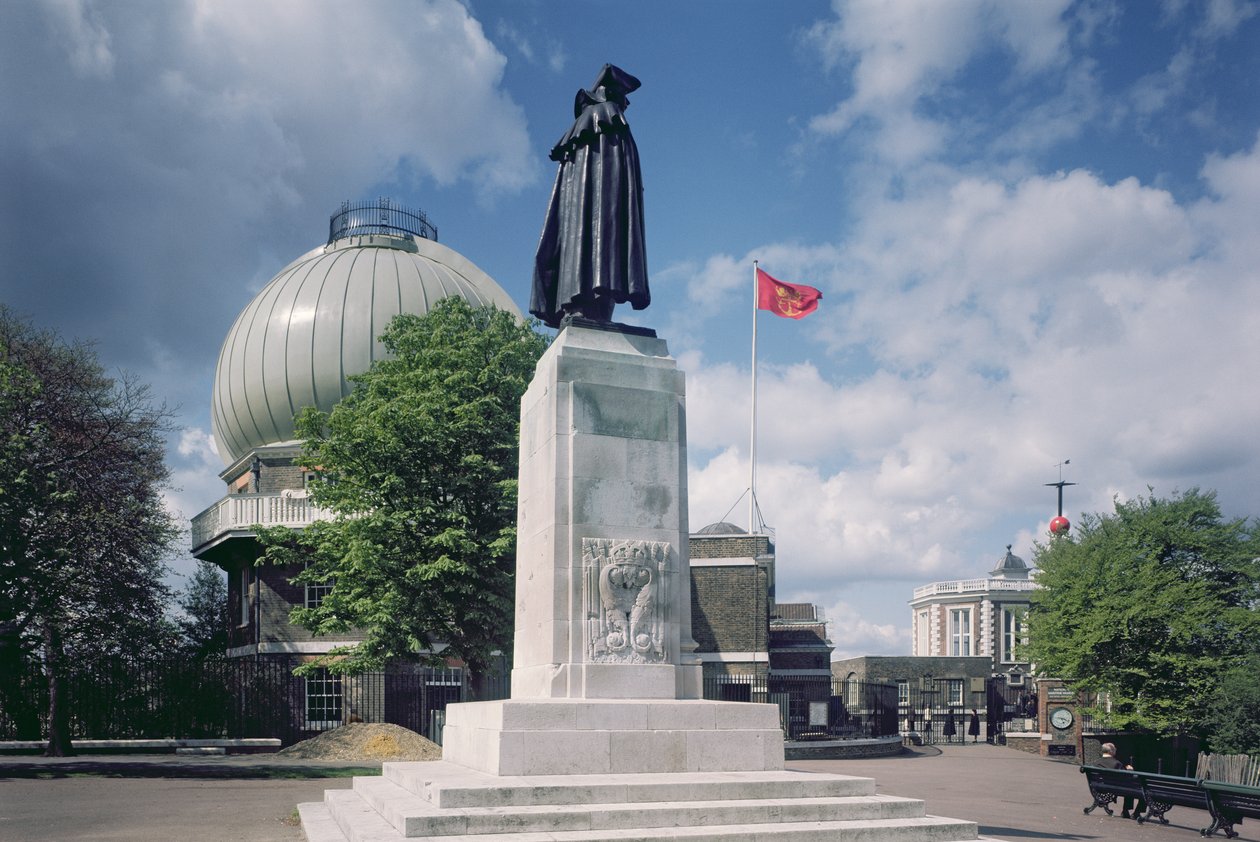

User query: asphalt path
[791,742,1260,842]
[0,757,365,842]
[0,744,1254,841]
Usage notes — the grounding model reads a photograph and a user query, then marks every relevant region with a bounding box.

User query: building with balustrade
[829,547,1040,743]
[908,545,1038,681]
[190,201,522,732]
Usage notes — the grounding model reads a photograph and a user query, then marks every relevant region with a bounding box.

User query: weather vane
[1045,459,1075,536]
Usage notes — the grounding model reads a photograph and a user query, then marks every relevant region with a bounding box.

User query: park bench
[1135,771,1212,828]
[1081,765,1147,817]
[1203,780,1260,839]
[1082,764,1260,837]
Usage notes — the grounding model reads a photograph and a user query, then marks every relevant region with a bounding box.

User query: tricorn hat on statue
[592,63,640,95]
[573,63,641,115]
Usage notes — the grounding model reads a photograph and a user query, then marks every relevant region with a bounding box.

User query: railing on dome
[328,198,437,244]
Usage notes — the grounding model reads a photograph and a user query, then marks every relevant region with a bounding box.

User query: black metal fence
[0,656,506,746]
[703,675,900,741]
[328,198,437,244]
[886,679,1040,744]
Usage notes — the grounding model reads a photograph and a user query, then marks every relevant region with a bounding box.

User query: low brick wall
[1002,733,1043,755]
[785,737,904,760]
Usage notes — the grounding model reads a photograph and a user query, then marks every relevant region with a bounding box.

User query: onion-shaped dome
[211,201,522,465]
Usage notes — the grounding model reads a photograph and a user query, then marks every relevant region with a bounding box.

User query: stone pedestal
[510,325,702,701]
[440,698,784,776]
[439,324,781,777]
[299,324,988,841]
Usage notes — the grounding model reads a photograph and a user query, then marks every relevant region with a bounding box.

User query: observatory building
[190,201,521,733]
[908,545,1037,677]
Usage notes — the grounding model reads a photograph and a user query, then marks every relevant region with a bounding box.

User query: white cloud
[805,0,1075,161]
[1199,0,1259,38]
[183,0,537,197]
[683,136,1260,655]
[823,599,907,661]
[164,426,225,524]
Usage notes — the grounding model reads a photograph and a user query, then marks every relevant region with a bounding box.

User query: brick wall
[221,453,305,493]
[771,651,831,670]
[259,564,366,644]
[689,535,772,559]
[690,565,769,652]
[701,662,769,679]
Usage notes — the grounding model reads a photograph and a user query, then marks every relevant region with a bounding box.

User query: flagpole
[750,260,759,534]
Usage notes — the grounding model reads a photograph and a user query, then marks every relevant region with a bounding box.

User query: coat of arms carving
[582,538,669,664]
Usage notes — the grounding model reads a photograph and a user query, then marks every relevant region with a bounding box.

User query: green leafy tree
[258,299,547,691]
[1027,488,1260,738]
[175,561,230,658]
[1200,655,1260,755]
[0,307,178,754]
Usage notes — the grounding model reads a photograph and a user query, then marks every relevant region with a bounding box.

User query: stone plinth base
[440,698,785,776]
[300,761,985,842]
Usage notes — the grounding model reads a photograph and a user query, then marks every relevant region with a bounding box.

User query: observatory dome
[695,522,747,535]
[211,202,522,465]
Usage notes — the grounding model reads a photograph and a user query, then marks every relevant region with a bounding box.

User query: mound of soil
[277,722,442,761]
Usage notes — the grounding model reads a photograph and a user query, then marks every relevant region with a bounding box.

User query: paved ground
[0,756,368,842]
[791,742,1259,842]
[0,743,1254,841]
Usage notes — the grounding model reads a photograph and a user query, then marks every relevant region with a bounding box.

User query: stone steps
[384,762,877,807]
[300,763,984,842]
[356,775,928,837]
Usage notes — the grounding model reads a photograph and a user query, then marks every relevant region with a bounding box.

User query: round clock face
[1050,707,1074,730]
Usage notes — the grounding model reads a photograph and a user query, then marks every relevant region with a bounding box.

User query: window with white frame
[949,608,972,656]
[947,679,964,706]
[897,680,909,704]
[305,668,342,730]
[304,565,333,610]
[1001,606,1028,663]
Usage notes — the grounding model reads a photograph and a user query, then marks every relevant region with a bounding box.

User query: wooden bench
[1204,780,1260,839]
[1081,765,1147,817]
[1135,771,1212,828]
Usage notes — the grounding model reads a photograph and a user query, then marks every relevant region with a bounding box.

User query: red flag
[756,268,822,319]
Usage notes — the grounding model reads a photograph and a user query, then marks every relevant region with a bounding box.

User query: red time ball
[1049,515,1070,535]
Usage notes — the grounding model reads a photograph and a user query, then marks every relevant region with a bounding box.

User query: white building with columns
[909,546,1039,680]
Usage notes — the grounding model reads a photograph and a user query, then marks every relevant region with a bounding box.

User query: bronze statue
[531,64,649,328]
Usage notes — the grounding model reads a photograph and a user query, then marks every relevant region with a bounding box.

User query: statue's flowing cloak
[531,66,648,327]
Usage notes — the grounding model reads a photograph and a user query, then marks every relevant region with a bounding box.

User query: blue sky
[2,0,1258,657]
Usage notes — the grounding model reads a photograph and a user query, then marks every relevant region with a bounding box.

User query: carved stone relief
[582,538,670,664]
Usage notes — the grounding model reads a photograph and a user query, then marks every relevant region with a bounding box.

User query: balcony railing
[191,493,332,552]
[912,577,1039,600]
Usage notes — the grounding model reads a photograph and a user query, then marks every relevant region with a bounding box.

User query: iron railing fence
[328,198,437,244]
[703,675,899,741]
[0,656,506,746]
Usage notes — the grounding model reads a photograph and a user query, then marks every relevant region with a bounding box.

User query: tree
[0,307,178,755]
[1200,655,1260,754]
[258,299,548,691]
[175,561,229,658]
[1026,488,1260,738]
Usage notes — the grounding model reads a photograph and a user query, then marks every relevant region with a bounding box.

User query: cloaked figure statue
[531,64,649,328]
